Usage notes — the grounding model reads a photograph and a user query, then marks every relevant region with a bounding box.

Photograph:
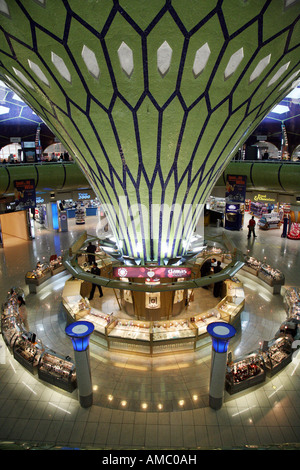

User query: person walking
[247,216,257,239]
[88,262,103,300]
[86,241,97,265]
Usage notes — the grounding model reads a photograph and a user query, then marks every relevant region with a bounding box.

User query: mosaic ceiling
[0,0,299,263]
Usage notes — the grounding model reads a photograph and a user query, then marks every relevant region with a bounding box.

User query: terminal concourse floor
[0,214,300,450]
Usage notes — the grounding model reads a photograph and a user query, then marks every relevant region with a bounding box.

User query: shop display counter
[25,265,52,293]
[191,309,223,336]
[38,351,77,392]
[242,256,261,276]
[62,276,244,356]
[107,319,151,355]
[262,335,293,377]
[152,319,197,355]
[13,335,44,374]
[25,257,67,294]
[1,289,77,393]
[1,305,23,352]
[223,255,285,295]
[258,264,285,293]
[84,308,113,335]
[226,352,266,395]
[284,287,300,320]
[50,256,65,275]
[1,323,21,352]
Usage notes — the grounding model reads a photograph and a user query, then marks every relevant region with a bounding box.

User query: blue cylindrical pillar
[207,322,236,410]
[65,321,94,408]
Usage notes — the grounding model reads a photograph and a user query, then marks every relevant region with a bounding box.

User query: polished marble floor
[0,213,300,449]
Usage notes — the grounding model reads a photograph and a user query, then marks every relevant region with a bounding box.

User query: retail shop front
[246,191,300,240]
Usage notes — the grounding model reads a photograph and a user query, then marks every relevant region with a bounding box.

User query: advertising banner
[225,175,247,203]
[113,266,191,279]
[14,179,36,210]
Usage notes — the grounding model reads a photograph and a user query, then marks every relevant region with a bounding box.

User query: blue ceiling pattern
[0,1,300,264]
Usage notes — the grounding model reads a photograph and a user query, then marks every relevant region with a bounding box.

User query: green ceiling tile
[209,22,258,111]
[231,33,289,112]
[160,96,184,180]
[176,100,208,180]
[180,15,224,107]
[262,0,300,43]
[34,29,87,112]
[136,96,159,181]
[172,0,218,31]
[88,100,120,178]
[67,17,114,108]
[119,0,165,31]
[111,97,140,181]
[147,11,185,106]
[68,0,114,35]
[0,2,33,49]
[20,0,67,40]
[221,0,263,37]
[0,29,11,55]
[288,17,300,50]
[105,11,144,105]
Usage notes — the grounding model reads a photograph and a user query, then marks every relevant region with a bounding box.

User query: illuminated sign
[253,193,276,203]
[78,193,91,200]
[113,266,191,279]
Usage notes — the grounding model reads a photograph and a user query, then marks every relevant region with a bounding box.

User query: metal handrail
[62,231,245,292]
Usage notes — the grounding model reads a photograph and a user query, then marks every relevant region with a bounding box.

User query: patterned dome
[0,0,299,263]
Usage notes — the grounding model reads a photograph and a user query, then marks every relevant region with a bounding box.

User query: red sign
[113,266,191,279]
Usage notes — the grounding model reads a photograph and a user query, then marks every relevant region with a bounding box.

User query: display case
[190,310,222,336]
[262,335,293,377]
[25,262,51,283]
[62,277,244,356]
[25,262,52,293]
[243,255,261,276]
[1,320,21,352]
[258,263,285,287]
[84,308,113,334]
[152,319,196,342]
[284,287,300,320]
[38,351,77,392]
[63,294,91,321]
[216,293,244,323]
[152,319,197,355]
[108,319,151,342]
[1,302,23,352]
[258,213,281,230]
[49,255,65,274]
[226,352,266,394]
[13,335,44,374]
[75,207,85,225]
[106,319,152,355]
[1,288,77,393]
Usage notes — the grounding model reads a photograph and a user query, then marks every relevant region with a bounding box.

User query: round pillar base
[209,394,223,410]
[79,393,93,408]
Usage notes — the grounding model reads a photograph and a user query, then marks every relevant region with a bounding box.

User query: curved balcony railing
[0,159,299,197]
